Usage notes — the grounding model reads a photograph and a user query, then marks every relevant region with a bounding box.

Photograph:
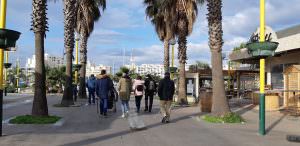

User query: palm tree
[144,0,174,71]
[207,0,230,115]
[31,0,49,116]
[61,0,77,106]
[75,0,106,99]
[161,0,204,104]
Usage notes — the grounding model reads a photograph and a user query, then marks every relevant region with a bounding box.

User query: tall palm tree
[61,0,77,106]
[31,0,49,116]
[144,0,174,72]
[207,0,230,115]
[75,0,106,99]
[161,0,204,104]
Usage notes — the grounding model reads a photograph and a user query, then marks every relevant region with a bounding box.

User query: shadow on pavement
[59,112,203,146]
[266,113,287,134]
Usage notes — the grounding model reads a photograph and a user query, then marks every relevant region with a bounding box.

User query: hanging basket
[4,63,12,69]
[246,42,279,57]
[73,64,82,71]
[0,29,21,50]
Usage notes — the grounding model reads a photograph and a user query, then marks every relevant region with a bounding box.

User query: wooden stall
[283,65,300,108]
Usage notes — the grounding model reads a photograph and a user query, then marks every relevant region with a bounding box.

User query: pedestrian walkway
[1,95,300,146]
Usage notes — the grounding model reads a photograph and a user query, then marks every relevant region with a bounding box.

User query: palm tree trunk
[177,8,188,105]
[61,0,76,106]
[32,32,48,116]
[164,39,170,72]
[78,34,88,99]
[207,0,230,115]
[31,0,48,116]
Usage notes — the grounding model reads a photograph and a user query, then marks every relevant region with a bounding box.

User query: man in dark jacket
[144,74,157,112]
[158,72,175,123]
[96,70,113,116]
[87,74,96,104]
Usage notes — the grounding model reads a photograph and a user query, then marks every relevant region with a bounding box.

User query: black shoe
[161,116,166,123]
[144,108,148,112]
[148,110,151,113]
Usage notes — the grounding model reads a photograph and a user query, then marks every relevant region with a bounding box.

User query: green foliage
[9,115,61,124]
[115,72,122,77]
[233,42,247,52]
[6,85,16,93]
[46,66,66,93]
[120,66,130,74]
[202,113,245,123]
[189,61,210,72]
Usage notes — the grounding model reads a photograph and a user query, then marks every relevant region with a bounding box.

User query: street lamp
[169,38,176,80]
[75,34,80,84]
[4,46,17,96]
[0,0,21,136]
[246,0,278,135]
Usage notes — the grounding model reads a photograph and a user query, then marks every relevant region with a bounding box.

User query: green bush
[9,115,61,124]
[202,113,245,123]
[6,85,16,93]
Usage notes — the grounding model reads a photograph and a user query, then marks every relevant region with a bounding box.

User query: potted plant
[246,41,279,57]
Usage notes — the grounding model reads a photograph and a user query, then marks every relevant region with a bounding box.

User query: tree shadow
[234,104,256,115]
[59,112,204,146]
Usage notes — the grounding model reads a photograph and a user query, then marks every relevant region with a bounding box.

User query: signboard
[249,26,277,43]
[186,78,195,96]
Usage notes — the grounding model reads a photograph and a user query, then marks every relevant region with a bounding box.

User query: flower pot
[4,63,12,69]
[0,29,21,49]
[246,42,279,57]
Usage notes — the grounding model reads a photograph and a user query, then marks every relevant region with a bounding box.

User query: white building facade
[135,64,165,77]
[85,61,112,77]
[26,54,65,69]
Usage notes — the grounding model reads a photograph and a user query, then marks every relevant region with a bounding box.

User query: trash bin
[199,88,212,112]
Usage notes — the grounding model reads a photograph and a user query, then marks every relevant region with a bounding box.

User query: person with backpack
[158,72,175,123]
[132,75,145,113]
[95,70,114,117]
[118,73,132,118]
[144,74,157,112]
[87,74,96,104]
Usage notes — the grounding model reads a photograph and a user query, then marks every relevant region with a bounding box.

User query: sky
[3,0,300,69]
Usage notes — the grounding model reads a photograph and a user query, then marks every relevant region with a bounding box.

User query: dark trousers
[135,96,142,112]
[145,92,154,112]
[73,94,77,102]
[100,98,108,114]
[88,89,95,104]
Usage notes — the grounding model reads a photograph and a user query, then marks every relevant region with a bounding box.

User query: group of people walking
[86,70,175,123]
[118,73,158,117]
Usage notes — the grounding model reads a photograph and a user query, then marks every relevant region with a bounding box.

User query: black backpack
[136,85,144,91]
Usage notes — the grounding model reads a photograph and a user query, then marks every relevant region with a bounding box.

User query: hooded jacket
[95,74,113,99]
[118,76,132,100]
[87,76,96,91]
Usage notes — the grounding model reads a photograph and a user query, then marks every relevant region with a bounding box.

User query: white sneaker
[122,114,125,118]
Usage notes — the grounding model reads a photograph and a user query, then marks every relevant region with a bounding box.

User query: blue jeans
[88,89,95,104]
[121,100,130,114]
[100,98,108,114]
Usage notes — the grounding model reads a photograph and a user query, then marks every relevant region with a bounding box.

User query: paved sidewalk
[1,95,300,146]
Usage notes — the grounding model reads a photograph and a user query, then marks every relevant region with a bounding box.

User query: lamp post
[0,0,21,136]
[0,0,7,137]
[169,39,176,80]
[16,58,20,93]
[75,34,79,84]
[259,0,266,135]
